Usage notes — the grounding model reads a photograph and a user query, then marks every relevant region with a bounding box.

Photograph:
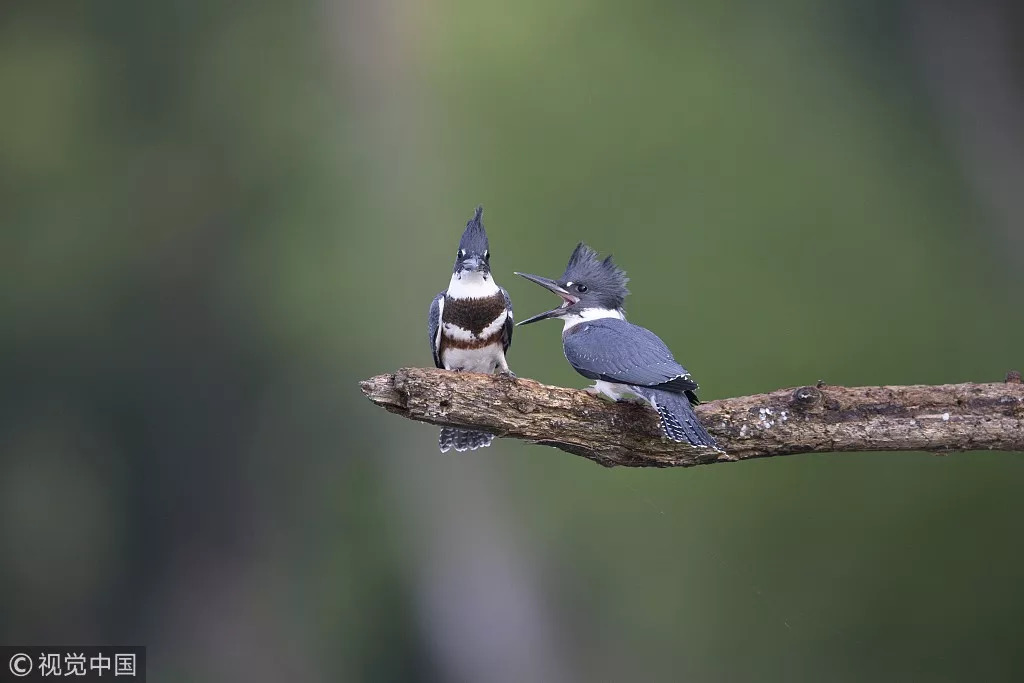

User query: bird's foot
[499,368,517,379]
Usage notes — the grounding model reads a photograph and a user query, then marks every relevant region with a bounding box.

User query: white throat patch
[562,307,625,332]
[446,270,500,300]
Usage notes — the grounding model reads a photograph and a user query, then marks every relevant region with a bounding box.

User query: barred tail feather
[641,388,719,449]
[439,427,495,453]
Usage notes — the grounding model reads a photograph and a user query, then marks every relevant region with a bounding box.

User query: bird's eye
[576,284,588,293]
[484,250,490,261]
[459,249,466,258]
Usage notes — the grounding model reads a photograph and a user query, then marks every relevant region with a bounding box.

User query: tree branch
[360,368,1024,467]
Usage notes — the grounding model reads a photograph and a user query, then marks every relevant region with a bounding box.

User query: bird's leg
[584,384,617,402]
[584,383,647,405]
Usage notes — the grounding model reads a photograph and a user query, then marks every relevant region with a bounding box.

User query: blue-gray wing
[562,318,698,393]
[427,290,445,368]
[500,286,513,354]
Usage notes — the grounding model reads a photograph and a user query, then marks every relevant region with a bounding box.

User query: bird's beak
[461,256,485,272]
[514,272,579,325]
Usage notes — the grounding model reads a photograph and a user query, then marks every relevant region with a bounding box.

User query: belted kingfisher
[427,206,515,452]
[515,243,719,449]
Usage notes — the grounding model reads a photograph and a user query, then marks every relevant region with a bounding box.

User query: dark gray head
[453,205,491,275]
[515,243,630,325]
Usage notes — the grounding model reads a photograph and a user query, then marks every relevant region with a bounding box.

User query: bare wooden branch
[360,368,1024,467]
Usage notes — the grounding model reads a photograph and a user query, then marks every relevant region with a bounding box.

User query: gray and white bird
[515,243,719,449]
[428,206,515,452]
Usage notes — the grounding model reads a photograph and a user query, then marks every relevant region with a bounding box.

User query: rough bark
[360,368,1024,468]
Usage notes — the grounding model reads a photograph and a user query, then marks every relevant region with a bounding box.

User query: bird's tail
[439,427,495,453]
[636,387,719,449]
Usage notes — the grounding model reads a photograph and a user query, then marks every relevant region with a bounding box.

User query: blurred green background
[2,1,1023,681]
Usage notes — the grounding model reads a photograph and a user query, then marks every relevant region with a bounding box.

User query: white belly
[442,343,506,374]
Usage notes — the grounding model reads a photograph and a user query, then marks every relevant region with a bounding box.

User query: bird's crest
[562,242,630,304]
[458,205,489,254]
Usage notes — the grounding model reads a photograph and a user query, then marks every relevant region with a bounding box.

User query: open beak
[514,272,579,325]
